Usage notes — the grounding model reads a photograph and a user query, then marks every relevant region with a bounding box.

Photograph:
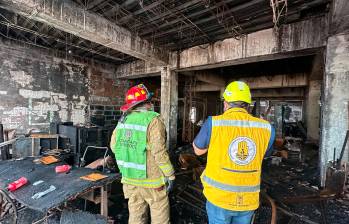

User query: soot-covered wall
[0,39,129,133]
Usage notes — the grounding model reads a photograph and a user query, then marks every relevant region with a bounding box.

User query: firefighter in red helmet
[110,84,175,224]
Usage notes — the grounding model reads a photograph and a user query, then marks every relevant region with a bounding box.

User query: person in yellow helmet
[192,81,275,224]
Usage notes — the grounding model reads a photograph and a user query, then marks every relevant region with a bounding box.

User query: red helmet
[121,84,152,112]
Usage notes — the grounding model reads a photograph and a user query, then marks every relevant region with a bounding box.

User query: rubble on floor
[2,140,348,224]
[166,142,349,224]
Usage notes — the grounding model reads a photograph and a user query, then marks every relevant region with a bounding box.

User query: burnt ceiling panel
[0,0,330,64]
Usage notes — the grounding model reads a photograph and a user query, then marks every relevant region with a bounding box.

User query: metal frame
[0,189,18,224]
[80,146,109,172]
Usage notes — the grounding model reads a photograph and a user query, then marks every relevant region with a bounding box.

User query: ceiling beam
[87,0,108,10]
[236,73,308,89]
[329,0,349,35]
[141,0,237,33]
[133,0,203,28]
[195,71,226,87]
[118,0,167,24]
[1,0,168,65]
[193,83,222,92]
[251,88,305,98]
[140,0,264,37]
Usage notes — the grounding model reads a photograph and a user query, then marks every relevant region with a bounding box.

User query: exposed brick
[92,110,104,115]
[95,105,104,110]
[105,115,115,120]
[0,39,130,133]
[110,119,118,124]
[104,111,112,115]
[113,111,121,116]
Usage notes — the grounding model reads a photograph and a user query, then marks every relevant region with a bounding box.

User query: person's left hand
[165,175,175,192]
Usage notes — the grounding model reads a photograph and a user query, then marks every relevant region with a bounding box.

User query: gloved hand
[165,175,175,192]
[105,156,116,169]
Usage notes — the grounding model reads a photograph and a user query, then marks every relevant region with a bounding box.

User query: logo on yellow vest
[228,137,256,165]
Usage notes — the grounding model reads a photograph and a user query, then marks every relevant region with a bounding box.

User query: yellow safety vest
[201,108,271,211]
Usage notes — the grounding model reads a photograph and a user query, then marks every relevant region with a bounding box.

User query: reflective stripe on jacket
[114,111,158,179]
[110,111,174,188]
[201,108,271,211]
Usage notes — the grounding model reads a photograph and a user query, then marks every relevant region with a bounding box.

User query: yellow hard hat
[223,81,251,104]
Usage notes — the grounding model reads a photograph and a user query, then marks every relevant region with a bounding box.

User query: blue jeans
[206,201,254,224]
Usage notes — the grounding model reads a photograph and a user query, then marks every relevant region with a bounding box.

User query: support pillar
[306,80,321,142]
[160,67,178,150]
[320,33,349,186]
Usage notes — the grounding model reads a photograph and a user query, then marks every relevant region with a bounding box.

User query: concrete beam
[193,85,305,98]
[116,60,162,79]
[330,0,349,35]
[115,16,327,78]
[251,88,305,99]
[195,71,226,87]
[194,72,308,92]
[160,67,178,149]
[194,84,222,92]
[1,0,168,65]
[237,73,308,89]
[170,16,327,70]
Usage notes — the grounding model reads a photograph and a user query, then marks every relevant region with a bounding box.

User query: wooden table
[30,134,59,156]
[0,157,120,217]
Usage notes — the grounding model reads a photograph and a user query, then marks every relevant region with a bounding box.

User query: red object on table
[55,165,71,173]
[8,177,28,192]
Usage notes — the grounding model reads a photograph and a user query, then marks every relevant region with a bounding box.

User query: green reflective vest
[114,111,159,179]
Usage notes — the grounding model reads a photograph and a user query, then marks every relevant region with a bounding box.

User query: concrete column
[160,67,178,150]
[320,33,349,186]
[306,80,321,142]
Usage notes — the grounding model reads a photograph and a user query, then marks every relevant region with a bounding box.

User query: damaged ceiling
[0,0,330,64]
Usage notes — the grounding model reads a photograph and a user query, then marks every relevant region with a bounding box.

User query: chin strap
[119,111,128,124]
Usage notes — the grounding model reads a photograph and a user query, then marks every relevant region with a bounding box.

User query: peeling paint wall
[168,16,327,70]
[0,39,129,133]
[320,33,349,185]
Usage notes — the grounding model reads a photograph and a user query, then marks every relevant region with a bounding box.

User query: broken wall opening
[178,54,321,144]
[170,53,342,223]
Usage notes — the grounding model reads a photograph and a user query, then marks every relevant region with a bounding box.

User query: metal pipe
[0,124,4,160]
[0,139,16,148]
[338,130,349,167]
[261,192,277,224]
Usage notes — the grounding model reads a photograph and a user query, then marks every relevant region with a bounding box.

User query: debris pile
[169,142,349,224]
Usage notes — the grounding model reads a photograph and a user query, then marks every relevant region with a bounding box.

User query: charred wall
[0,39,129,133]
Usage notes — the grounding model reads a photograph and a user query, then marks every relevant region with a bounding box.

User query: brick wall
[0,38,129,133]
[89,69,129,126]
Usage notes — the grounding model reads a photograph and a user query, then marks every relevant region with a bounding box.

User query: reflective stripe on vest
[116,160,146,171]
[117,123,148,132]
[114,111,159,179]
[121,176,165,188]
[202,175,260,192]
[202,108,272,211]
[212,120,271,131]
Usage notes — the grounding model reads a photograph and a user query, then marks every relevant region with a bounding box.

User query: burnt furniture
[0,157,120,217]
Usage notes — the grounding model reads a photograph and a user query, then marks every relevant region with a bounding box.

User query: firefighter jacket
[110,110,174,188]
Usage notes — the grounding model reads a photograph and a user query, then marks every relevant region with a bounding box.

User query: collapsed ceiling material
[0,0,329,64]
